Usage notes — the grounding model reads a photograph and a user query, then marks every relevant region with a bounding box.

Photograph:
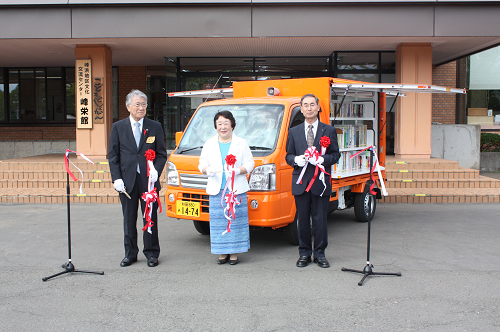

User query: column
[75,45,113,159]
[395,43,433,159]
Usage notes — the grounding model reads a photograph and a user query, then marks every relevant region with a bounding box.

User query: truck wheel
[354,186,376,223]
[284,214,299,246]
[193,220,210,235]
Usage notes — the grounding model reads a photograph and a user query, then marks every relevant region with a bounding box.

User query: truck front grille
[182,193,210,213]
[179,173,208,190]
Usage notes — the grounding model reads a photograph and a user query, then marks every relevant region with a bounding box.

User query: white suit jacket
[198,133,255,195]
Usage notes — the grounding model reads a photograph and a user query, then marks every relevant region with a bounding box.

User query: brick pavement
[1,154,500,204]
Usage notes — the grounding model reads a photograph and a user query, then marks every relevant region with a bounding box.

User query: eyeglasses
[132,102,147,108]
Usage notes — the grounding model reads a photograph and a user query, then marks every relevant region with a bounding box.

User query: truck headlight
[166,161,179,186]
[249,164,276,191]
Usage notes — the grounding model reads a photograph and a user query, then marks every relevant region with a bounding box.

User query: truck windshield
[175,104,284,157]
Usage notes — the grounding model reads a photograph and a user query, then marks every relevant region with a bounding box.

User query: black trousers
[119,173,160,259]
[294,191,330,258]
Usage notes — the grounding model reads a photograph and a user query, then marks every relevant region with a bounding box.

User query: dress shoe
[120,257,137,267]
[229,258,239,265]
[296,256,312,268]
[217,255,230,265]
[147,257,159,267]
[313,257,330,268]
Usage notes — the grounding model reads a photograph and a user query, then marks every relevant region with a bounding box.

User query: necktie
[307,124,314,147]
[134,122,141,147]
[134,122,141,173]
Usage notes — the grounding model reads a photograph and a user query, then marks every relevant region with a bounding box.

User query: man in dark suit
[286,93,340,268]
[108,89,167,267]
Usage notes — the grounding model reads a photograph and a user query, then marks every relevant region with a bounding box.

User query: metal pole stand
[341,149,401,286]
[42,172,104,282]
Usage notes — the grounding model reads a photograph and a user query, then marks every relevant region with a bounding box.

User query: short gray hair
[300,93,319,105]
[125,89,148,107]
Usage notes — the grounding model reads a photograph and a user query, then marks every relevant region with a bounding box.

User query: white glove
[113,179,125,192]
[149,166,158,183]
[227,166,241,176]
[205,166,216,177]
[294,155,306,167]
[309,156,324,166]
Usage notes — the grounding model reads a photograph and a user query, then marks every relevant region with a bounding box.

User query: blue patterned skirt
[209,190,250,254]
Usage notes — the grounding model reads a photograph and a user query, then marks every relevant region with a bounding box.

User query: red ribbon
[64,149,94,194]
[302,142,331,194]
[221,154,238,234]
[141,188,162,231]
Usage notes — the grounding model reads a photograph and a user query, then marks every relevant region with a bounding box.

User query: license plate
[176,201,200,217]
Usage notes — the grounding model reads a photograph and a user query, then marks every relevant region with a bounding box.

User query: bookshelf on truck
[166,78,465,245]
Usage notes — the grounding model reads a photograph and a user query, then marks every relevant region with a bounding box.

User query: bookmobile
[164,77,465,244]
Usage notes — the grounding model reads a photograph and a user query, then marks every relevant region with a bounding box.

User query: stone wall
[480,152,500,171]
[431,124,480,169]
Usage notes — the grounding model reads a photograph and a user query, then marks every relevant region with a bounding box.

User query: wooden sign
[93,77,104,124]
[76,59,92,129]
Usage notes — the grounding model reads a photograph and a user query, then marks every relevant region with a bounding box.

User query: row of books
[331,150,371,176]
[336,124,368,149]
[330,102,365,118]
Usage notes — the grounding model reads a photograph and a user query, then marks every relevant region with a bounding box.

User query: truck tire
[354,185,376,223]
[193,220,210,235]
[284,214,299,246]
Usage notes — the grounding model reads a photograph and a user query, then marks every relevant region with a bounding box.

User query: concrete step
[1,154,499,204]
[380,187,500,203]
[386,168,480,180]
[0,187,121,204]
[384,159,460,170]
[0,178,113,189]
[0,169,112,180]
[386,176,500,189]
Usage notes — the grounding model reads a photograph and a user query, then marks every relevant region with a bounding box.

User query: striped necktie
[307,124,314,147]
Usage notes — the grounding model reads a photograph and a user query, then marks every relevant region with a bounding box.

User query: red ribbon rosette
[145,149,156,176]
[225,154,236,168]
[320,136,331,147]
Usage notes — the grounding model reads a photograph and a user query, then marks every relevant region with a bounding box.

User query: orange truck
[165,77,465,244]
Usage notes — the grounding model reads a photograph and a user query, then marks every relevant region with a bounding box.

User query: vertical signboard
[93,77,104,124]
[76,59,93,129]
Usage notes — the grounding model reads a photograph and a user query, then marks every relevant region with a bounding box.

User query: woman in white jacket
[198,111,255,265]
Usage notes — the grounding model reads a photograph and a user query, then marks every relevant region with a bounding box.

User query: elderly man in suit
[286,93,340,268]
[108,89,167,267]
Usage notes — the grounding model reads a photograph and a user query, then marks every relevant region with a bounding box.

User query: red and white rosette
[64,149,94,195]
[220,154,241,235]
[142,149,162,234]
[295,136,331,196]
[350,145,388,196]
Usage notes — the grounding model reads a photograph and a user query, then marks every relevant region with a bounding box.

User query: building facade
[1,1,500,159]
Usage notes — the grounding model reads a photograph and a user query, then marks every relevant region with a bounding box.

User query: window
[1,67,75,123]
[0,70,4,121]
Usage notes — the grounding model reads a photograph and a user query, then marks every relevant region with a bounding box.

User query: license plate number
[176,201,200,217]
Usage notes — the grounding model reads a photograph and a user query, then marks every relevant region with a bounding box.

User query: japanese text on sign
[93,77,104,124]
[76,59,93,129]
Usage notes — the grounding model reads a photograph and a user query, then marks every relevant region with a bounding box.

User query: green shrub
[481,133,500,152]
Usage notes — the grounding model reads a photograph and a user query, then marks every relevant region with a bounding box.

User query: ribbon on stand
[220,154,240,235]
[142,149,162,234]
[350,145,388,196]
[64,149,94,195]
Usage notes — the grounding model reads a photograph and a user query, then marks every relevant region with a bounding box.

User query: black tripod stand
[341,150,401,286]
[42,170,104,282]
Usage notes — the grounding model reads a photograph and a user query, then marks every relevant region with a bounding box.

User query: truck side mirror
[175,131,183,146]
